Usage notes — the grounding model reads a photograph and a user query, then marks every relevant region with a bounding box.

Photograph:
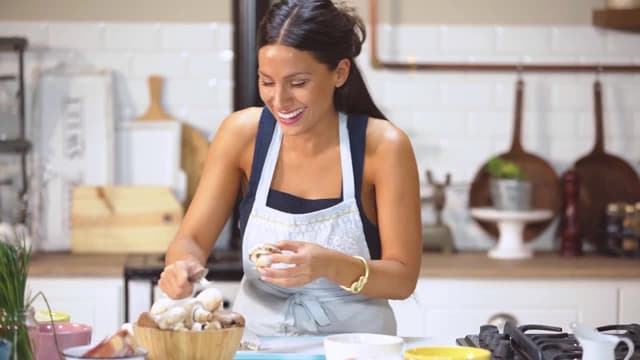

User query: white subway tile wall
[1,21,639,251]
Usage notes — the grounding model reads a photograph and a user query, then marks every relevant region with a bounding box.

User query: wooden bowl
[133,324,244,360]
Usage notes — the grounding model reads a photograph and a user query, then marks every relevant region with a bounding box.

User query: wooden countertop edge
[27,252,640,279]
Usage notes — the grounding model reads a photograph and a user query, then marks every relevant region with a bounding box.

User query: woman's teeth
[278,108,304,119]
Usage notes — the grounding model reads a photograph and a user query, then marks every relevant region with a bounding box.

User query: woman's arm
[160,108,260,298]
[332,118,422,299]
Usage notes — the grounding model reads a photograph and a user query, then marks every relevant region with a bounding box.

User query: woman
[158,0,422,336]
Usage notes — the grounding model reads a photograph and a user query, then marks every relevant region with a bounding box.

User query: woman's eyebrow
[258,70,312,79]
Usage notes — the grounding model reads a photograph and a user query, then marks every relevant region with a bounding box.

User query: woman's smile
[277,107,307,125]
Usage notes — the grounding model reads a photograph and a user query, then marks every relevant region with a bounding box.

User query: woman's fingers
[275,240,304,251]
[260,268,309,288]
[158,261,200,299]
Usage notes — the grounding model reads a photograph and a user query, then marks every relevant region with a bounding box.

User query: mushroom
[154,306,186,330]
[211,310,246,328]
[249,243,281,269]
[195,287,223,312]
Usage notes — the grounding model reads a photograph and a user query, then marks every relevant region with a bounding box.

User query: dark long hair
[257,0,386,120]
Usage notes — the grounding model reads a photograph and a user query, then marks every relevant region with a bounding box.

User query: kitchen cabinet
[390,278,634,339]
[27,277,123,341]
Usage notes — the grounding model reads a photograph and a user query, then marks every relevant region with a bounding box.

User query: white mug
[571,322,635,360]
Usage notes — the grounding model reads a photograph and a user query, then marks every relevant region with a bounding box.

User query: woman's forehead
[258,44,322,73]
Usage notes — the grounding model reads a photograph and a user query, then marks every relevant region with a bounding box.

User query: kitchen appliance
[457,321,640,359]
[468,79,561,242]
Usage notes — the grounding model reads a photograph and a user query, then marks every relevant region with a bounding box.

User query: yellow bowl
[404,346,491,360]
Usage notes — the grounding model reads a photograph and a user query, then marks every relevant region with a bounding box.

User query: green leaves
[0,231,31,315]
[0,231,35,360]
[486,157,526,179]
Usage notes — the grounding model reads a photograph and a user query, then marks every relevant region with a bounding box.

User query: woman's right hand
[158,260,206,299]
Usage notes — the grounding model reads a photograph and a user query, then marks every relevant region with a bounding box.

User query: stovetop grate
[457,322,640,360]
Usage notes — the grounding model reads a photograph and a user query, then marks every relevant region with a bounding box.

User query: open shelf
[0,37,28,52]
[0,75,17,82]
[0,139,31,153]
[593,8,640,31]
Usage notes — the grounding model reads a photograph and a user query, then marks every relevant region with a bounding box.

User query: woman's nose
[273,85,291,108]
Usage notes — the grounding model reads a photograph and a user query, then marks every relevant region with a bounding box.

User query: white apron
[232,112,396,336]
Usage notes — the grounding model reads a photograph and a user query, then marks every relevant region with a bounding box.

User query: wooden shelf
[0,139,31,153]
[0,75,17,82]
[0,37,28,52]
[593,8,640,31]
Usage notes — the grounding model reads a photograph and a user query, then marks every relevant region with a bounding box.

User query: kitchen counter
[29,251,640,278]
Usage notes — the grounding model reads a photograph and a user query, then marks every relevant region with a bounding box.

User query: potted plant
[0,229,52,360]
[485,157,532,211]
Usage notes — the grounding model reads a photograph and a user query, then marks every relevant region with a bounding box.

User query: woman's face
[258,44,349,135]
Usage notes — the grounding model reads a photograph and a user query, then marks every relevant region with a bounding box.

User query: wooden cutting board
[137,75,173,121]
[71,186,183,254]
[574,80,640,250]
[468,79,562,241]
[180,124,210,208]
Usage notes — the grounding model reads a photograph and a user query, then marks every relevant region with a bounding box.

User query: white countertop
[233,335,455,359]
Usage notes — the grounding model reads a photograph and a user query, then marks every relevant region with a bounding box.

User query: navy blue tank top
[237,109,382,260]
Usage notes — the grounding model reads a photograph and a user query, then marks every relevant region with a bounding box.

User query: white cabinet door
[410,278,618,340]
[27,277,123,341]
[390,295,425,337]
[618,282,640,323]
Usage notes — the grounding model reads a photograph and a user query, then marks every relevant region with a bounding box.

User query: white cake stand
[470,207,553,259]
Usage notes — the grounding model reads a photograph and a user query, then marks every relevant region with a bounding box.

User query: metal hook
[516,64,524,81]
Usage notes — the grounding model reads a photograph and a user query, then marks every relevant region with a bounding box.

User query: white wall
[1,20,639,251]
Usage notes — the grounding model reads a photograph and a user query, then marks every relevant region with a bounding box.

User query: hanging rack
[368,0,640,73]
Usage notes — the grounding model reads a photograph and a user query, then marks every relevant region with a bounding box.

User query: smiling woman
[159,0,422,337]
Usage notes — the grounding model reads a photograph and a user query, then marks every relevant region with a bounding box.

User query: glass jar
[0,308,39,360]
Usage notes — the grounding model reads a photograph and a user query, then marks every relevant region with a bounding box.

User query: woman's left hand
[258,240,334,288]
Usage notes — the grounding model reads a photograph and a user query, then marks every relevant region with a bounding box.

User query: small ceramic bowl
[0,337,11,360]
[324,333,404,360]
[37,323,92,360]
[404,346,491,360]
[62,344,147,360]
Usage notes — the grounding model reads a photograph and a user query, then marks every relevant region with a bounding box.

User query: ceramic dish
[38,322,92,360]
[62,345,147,360]
[404,346,491,360]
[324,333,404,360]
[0,337,11,360]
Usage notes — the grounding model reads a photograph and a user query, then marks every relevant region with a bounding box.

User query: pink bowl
[37,323,92,360]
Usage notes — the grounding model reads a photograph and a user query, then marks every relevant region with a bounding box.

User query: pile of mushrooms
[137,287,245,331]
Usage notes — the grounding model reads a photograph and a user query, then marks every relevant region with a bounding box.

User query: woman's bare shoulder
[220,107,262,137]
[212,107,262,147]
[365,116,413,154]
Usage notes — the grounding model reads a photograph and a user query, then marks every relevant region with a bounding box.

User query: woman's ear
[335,58,351,88]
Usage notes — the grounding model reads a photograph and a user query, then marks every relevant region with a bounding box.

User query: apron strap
[338,112,355,200]
[254,118,283,206]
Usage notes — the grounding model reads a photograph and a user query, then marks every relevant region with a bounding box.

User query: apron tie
[284,293,332,334]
